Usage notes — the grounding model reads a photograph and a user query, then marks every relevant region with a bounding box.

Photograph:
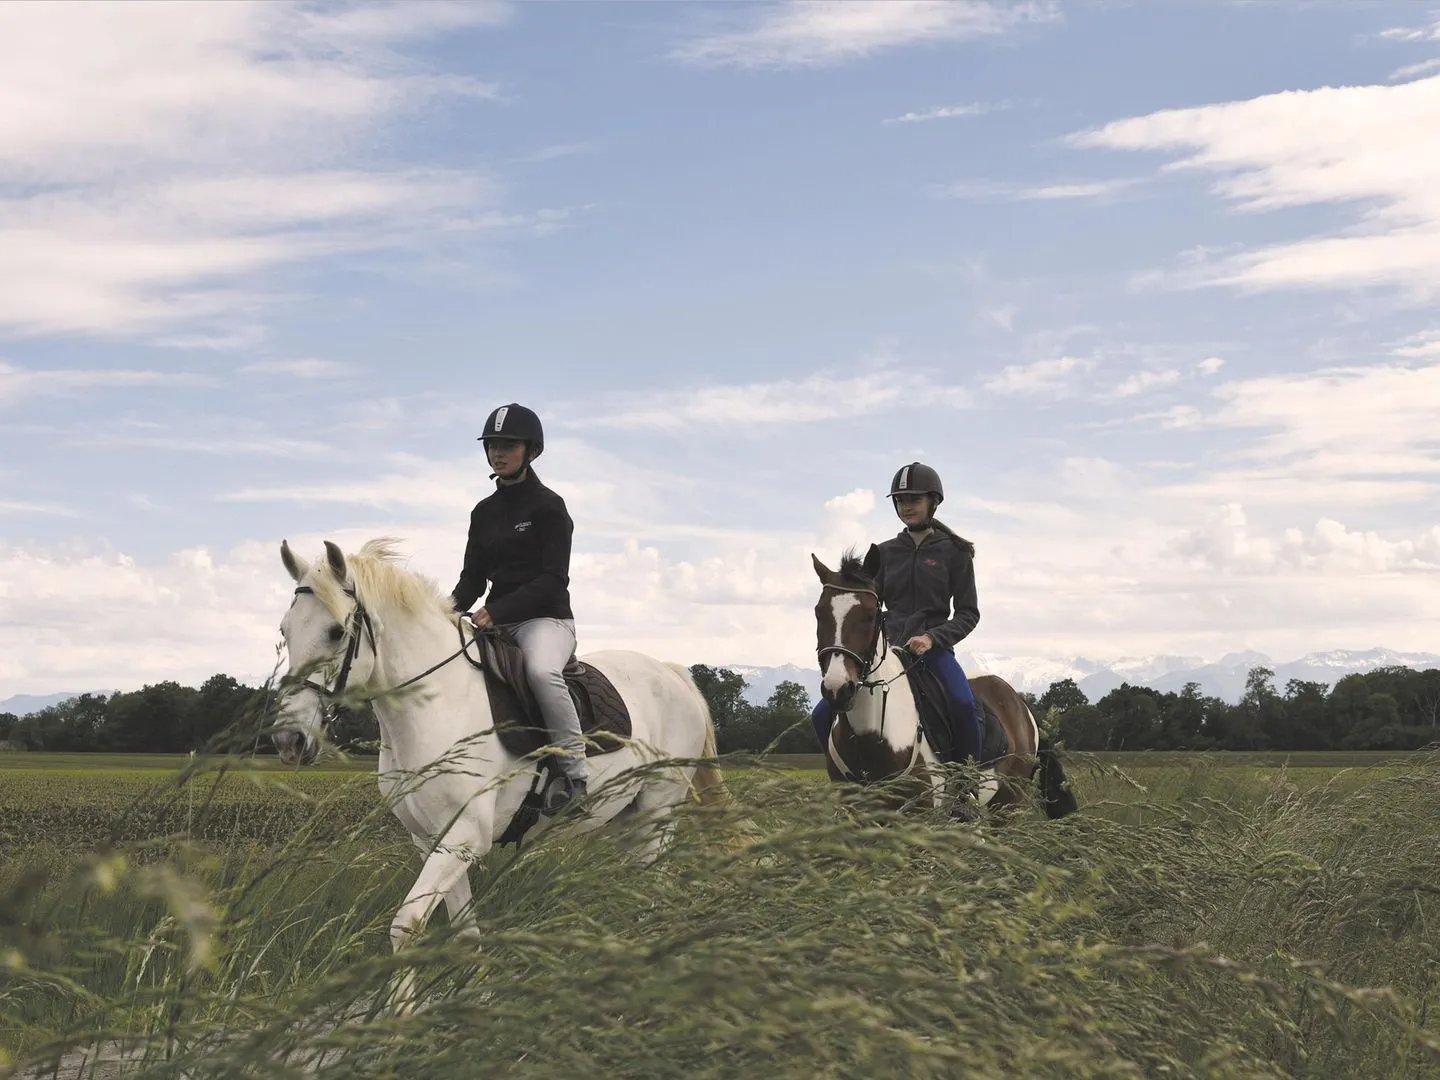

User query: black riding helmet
[479,403,544,461]
[889,462,943,504]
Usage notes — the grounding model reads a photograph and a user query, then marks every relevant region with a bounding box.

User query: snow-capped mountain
[720,648,1440,706]
[0,691,92,717]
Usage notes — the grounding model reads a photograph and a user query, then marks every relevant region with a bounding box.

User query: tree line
[3,663,1437,755]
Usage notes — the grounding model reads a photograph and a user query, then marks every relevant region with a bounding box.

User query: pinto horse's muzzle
[825,680,859,714]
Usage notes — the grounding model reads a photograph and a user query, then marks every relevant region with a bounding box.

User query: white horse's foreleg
[410,835,480,943]
[387,843,476,1013]
[392,845,474,952]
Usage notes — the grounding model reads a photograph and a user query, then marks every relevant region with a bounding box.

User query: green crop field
[3,749,1440,1078]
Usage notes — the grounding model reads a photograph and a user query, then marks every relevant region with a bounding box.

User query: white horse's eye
[328,625,345,643]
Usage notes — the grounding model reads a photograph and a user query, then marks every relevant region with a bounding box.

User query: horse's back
[969,673,1038,760]
[577,649,710,758]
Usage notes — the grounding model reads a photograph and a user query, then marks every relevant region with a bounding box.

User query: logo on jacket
[514,520,531,532]
[494,406,509,432]
[923,557,938,566]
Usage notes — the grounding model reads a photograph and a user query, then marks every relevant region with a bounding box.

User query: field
[3,749,1440,1078]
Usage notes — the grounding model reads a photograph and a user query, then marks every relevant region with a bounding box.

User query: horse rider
[449,403,588,814]
[810,462,985,772]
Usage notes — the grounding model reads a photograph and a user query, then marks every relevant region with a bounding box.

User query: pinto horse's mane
[837,547,876,590]
[307,538,458,625]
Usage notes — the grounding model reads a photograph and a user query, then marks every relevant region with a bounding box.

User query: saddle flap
[474,629,632,760]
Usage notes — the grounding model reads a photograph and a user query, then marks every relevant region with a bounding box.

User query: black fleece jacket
[873,526,979,651]
[449,470,575,625]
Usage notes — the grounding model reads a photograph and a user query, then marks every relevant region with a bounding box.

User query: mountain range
[726,648,1440,707]
[3,648,1437,716]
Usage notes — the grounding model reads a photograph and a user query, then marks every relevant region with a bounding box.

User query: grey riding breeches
[507,617,588,780]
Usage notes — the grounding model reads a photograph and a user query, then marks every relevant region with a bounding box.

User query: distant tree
[689,665,752,750]
[1057,704,1107,751]
[1158,682,1207,747]
[729,681,815,754]
[1039,679,1088,715]
[103,682,200,753]
[189,674,265,751]
[1096,684,1162,750]
[1282,679,1331,749]
[0,711,16,744]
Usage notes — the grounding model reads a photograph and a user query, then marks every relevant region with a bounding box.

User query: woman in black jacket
[450,403,587,814]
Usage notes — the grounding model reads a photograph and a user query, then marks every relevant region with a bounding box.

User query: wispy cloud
[1069,73,1440,295]
[1393,330,1440,358]
[568,370,971,431]
[0,499,79,517]
[1196,356,1226,376]
[883,101,994,125]
[939,177,1140,201]
[70,434,334,458]
[0,2,509,339]
[508,141,602,164]
[1380,20,1440,43]
[1392,58,1440,82]
[672,0,1057,68]
[238,358,356,379]
[982,355,1094,396]
[1112,369,1181,397]
[0,362,212,407]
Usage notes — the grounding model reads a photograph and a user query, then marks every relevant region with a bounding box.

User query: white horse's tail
[666,662,727,806]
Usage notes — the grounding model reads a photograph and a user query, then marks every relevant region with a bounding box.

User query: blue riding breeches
[811,648,983,764]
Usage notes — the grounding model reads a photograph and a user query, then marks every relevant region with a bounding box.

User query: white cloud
[1173,503,1440,575]
[672,0,1056,68]
[1070,74,1440,294]
[883,102,993,125]
[569,370,971,431]
[981,355,1094,396]
[239,358,356,379]
[0,361,212,407]
[70,434,334,459]
[1196,356,1226,376]
[1112,369,1180,397]
[0,2,507,338]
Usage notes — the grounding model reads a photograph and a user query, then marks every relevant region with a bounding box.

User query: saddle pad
[902,654,1010,767]
[476,630,631,759]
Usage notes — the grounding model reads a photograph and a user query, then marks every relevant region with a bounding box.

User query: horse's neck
[365,610,498,767]
[843,641,919,752]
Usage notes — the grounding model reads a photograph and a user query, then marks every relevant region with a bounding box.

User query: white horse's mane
[307,538,457,625]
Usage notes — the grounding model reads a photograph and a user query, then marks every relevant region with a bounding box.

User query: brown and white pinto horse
[811,547,1077,819]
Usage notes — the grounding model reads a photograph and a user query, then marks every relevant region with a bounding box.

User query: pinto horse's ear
[280,539,306,583]
[323,540,349,584]
[862,543,881,580]
[811,553,834,583]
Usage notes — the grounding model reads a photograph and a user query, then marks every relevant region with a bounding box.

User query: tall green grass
[3,752,1440,1078]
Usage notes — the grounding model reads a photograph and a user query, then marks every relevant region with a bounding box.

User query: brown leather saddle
[471,627,631,759]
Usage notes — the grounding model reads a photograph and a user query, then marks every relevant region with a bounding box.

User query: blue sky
[2,0,1439,695]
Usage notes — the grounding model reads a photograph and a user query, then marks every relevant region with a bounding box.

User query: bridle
[816,582,924,783]
[284,584,479,733]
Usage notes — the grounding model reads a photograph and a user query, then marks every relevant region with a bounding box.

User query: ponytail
[930,517,975,558]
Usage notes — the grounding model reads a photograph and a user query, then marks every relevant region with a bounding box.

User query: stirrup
[541,774,588,817]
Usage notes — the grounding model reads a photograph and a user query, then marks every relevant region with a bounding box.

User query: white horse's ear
[324,540,349,584]
[281,539,306,583]
[811,554,832,582]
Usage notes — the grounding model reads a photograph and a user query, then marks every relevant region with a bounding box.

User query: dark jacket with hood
[449,469,574,625]
[873,522,979,652]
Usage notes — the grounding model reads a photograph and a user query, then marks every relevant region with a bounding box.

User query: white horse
[272,537,721,983]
